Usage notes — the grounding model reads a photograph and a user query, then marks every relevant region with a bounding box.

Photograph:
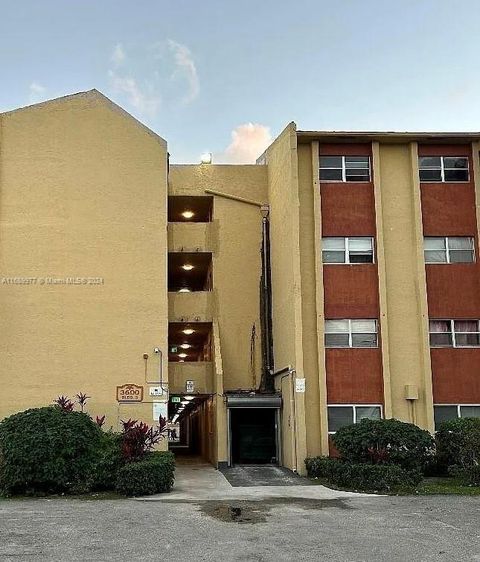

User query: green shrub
[331,461,422,492]
[90,431,123,491]
[0,406,103,496]
[306,456,421,492]
[332,418,435,471]
[449,464,480,486]
[435,417,480,472]
[115,451,175,496]
[305,456,342,479]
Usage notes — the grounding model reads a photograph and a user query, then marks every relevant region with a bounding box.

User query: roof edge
[1,89,166,147]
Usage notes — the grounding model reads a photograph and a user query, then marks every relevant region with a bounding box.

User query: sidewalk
[138,463,373,501]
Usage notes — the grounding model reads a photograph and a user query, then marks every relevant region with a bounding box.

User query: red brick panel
[323,264,379,318]
[426,264,480,318]
[431,349,480,403]
[321,183,376,235]
[326,349,384,403]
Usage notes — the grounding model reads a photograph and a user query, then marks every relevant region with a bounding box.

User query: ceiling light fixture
[182,210,195,219]
[183,328,194,335]
[182,264,194,271]
[180,343,191,349]
[184,396,194,400]
[178,287,191,293]
[178,353,187,358]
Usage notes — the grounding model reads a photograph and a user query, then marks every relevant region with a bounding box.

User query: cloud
[108,70,161,116]
[29,81,47,104]
[167,39,199,104]
[220,123,273,164]
[111,43,126,67]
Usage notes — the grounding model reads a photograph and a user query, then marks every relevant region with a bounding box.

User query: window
[328,405,382,433]
[419,156,469,182]
[319,156,370,182]
[434,404,480,429]
[325,319,378,348]
[429,320,480,347]
[322,237,374,264]
[424,237,475,264]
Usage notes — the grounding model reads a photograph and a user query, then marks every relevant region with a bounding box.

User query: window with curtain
[429,320,480,347]
[325,319,377,348]
[322,237,374,264]
[319,156,370,182]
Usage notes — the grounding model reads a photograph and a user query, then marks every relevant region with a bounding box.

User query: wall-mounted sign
[171,396,181,403]
[295,378,306,393]
[149,386,166,397]
[185,380,195,393]
[116,384,144,403]
[153,401,168,423]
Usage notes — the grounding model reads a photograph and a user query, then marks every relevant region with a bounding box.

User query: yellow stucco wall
[0,91,169,431]
[374,142,434,430]
[264,124,308,473]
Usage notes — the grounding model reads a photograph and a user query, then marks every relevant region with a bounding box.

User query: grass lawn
[415,477,480,496]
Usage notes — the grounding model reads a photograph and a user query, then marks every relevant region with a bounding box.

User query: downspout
[260,205,274,392]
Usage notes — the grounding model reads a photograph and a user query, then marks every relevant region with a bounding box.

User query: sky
[1,0,480,163]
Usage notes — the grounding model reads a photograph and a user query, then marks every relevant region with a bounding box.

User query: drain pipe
[272,366,298,473]
[260,205,274,392]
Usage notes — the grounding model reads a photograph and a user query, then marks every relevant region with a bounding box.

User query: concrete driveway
[1,465,479,561]
[1,494,479,561]
[140,463,372,502]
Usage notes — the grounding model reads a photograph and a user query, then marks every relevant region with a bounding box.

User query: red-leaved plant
[367,445,390,464]
[120,416,168,462]
[76,392,91,412]
[54,395,74,412]
[95,415,106,428]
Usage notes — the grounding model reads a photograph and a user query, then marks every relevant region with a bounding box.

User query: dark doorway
[230,408,277,464]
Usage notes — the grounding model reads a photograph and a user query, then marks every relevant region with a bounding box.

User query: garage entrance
[226,393,282,466]
[230,408,277,464]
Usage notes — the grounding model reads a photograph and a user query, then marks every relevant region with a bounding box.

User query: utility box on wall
[404,384,419,400]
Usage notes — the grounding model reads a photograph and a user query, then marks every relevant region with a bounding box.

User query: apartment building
[0,90,479,474]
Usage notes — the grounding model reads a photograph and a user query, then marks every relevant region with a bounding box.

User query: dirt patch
[198,498,350,524]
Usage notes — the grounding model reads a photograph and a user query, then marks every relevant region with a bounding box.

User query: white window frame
[327,404,383,434]
[419,156,470,183]
[322,237,375,265]
[319,156,371,183]
[325,319,378,348]
[434,404,480,425]
[424,236,475,264]
[429,319,480,348]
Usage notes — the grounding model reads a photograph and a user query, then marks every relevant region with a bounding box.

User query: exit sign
[171,396,181,403]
